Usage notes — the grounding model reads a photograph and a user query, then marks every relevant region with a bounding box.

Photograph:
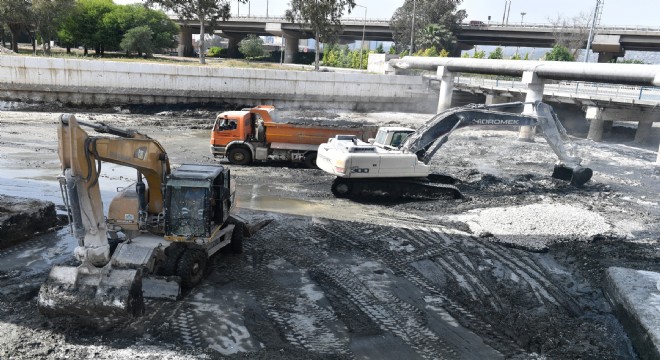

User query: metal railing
[454,76,660,102]
[459,22,660,33]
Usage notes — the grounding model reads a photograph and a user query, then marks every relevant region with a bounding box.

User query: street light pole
[266,0,269,18]
[520,12,526,24]
[409,0,416,54]
[584,0,604,63]
[354,5,367,70]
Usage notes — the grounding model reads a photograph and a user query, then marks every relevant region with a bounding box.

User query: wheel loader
[316,101,593,198]
[37,114,265,318]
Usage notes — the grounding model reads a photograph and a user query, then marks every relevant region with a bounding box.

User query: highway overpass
[175,16,660,63]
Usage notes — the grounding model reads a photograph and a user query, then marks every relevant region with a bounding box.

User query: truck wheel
[228,147,251,165]
[331,178,352,198]
[304,152,318,169]
[176,249,207,288]
[229,222,244,254]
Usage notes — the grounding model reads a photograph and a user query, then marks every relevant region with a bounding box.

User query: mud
[0,194,59,248]
[0,106,659,359]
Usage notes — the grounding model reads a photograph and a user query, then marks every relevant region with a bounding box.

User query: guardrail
[459,22,660,32]
[454,76,660,102]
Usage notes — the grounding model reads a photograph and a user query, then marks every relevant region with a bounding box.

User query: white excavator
[38,114,264,318]
[316,101,593,198]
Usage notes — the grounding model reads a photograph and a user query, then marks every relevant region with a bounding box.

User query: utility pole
[520,12,526,24]
[502,0,510,24]
[584,0,604,63]
[409,0,417,54]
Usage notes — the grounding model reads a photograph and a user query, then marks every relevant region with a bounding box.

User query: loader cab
[372,127,415,149]
[164,164,232,240]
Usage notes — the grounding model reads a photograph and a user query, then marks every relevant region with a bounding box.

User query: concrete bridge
[175,16,660,63]
[384,55,660,167]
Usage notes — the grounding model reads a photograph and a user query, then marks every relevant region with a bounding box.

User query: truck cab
[210,105,274,158]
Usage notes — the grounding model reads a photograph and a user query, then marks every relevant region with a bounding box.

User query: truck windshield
[167,186,207,237]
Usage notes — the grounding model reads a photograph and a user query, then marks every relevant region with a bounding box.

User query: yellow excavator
[38,114,259,318]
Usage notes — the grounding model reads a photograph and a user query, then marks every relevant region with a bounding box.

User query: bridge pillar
[178,26,194,57]
[228,38,241,58]
[634,120,654,144]
[485,94,508,105]
[518,71,543,142]
[436,66,454,113]
[656,144,660,174]
[284,35,300,64]
[597,52,623,63]
[586,106,605,142]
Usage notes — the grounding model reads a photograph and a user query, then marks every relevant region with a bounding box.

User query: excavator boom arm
[401,101,583,169]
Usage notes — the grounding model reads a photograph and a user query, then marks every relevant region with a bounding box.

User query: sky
[114,0,660,27]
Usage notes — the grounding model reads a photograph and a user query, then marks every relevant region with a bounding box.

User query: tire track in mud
[219,248,352,356]
[254,220,465,359]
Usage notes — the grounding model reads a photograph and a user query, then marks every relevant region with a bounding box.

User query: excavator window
[167,186,208,237]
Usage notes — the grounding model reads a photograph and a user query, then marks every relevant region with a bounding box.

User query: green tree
[239,34,264,60]
[57,0,117,55]
[102,4,178,53]
[32,0,75,55]
[147,0,243,64]
[472,49,485,58]
[416,23,455,54]
[120,25,154,57]
[390,0,466,54]
[388,45,397,54]
[488,47,503,59]
[375,43,384,54]
[286,0,356,71]
[544,44,574,61]
[0,0,32,52]
[439,48,449,57]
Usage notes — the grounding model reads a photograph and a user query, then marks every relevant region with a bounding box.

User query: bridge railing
[459,22,660,32]
[454,76,660,102]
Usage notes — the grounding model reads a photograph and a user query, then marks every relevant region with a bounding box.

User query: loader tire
[304,152,318,169]
[229,222,244,254]
[177,249,207,288]
[162,244,186,276]
[228,147,251,165]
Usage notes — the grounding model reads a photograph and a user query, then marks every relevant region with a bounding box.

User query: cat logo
[134,147,147,160]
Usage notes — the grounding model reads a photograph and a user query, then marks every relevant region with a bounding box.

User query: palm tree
[416,24,456,54]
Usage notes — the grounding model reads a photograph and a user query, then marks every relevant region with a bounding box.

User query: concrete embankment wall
[0,56,437,112]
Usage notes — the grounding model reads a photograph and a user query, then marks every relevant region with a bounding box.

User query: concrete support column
[177,26,194,57]
[485,94,508,105]
[586,106,605,142]
[656,143,660,173]
[436,66,454,113]
[284,35,299,64]
[634,121,654,144]
[519,71,544,142]
[597,52,618,63]
[228,38,241,58]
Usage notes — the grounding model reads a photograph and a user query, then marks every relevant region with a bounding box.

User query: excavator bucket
[551,165,593,186]
[38,265,144,318]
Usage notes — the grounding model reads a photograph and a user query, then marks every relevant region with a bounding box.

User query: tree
[544,44,574,61]
[390,0,466,54]
[102,4,178,53]
[548,13,590,59]
[120,25,154,57]
[57,0,117,55]
[147,0,243,64]
[286,0,357,71]
[0,0,32,52]
[488,46,503,59]
[32,0,75,55]
[375,43,384,54]
[416,23,455,54]
[239,34,264,60]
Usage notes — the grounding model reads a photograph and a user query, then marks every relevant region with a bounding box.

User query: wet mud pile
[0,108,658,359]
[0,195,58,248]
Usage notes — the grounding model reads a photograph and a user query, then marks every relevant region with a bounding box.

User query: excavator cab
[164,164,232,239]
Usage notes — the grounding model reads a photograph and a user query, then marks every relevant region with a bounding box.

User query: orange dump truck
[210,105,377,167]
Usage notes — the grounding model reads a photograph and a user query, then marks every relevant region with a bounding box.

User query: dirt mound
[0,195,58,248]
